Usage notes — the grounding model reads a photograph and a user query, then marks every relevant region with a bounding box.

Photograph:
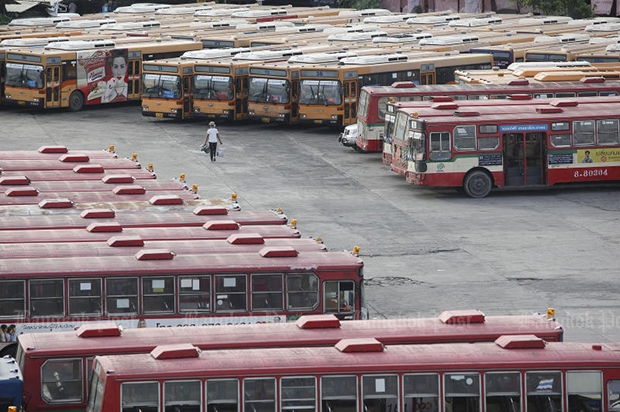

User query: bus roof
[93,338,619,381]
[16,311,562,356]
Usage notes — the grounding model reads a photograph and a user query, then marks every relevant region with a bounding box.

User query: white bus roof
[181,47,250,59]
[605,43,620,52]
[589,35,620,44]
[585,22,620,32]
[327,31,388,42]
[406,14,461,24]
[45,39,116,50]
[448,16,503,27]
[188,19,248,29]
[0,37,70,47]
[372,32,433,43]
[518,16,572,25]
[194,7,249,17]
[56,18,116,28]
[155,5,212,14]
[339,53,408,65]
[418,34,479,45]
[232,48,307,60]
[230,8,288,18]
[569,17,620,25]
[98,21,161,30]
[287,50,359,63]
[234,21,296,31]
[533,33,591,43]
[506,61,591,71]
[338,8,391,17]
[323,24,381,34]
[113,3,170,13]
[362,13,417,23]
[8,15,74,27]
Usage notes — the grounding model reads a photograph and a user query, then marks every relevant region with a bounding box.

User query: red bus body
[355,80,620,158]
[0,169,157,182]
[88,336,618,412]
[0,157,140,171]
[0,249,363,332]
[0,146,117,160]
[17,311,562,412]
[0,179,191,193]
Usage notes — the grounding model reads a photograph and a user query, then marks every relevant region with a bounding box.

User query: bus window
[485,372,521,412]
[573,120,595,146]
[105,278,138,315]
[41,359,83,403]
[68,278,102,315]
[207,379,239,412]
[164,380,201,412]
[142,276,175,314]
[179,276,211,312]
[121,382,158,412]
[287,273,318,310]
[324,281,354,313]
[453,125,476,151]
[445,373,480,412]
[404,374,439,412]
[251,274,283,311]
[567,371,602,412]
[322,376,357,412]
[62,61,77,81]
[555,92,576,98]
[526,371,562,412]
[30,279,63,317]
[597,119,619,145]
[244,378,276,412]
[215,275,247,311]
[608,380,620,411]
[0,280,24,317]
[429,132,451,161]
[362,375,398,412]
[281,377,316,412]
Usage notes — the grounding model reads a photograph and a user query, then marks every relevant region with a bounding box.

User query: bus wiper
[262,80,269,102]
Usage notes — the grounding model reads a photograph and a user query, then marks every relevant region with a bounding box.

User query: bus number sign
[574,169,608,178]
[499,124,548,132]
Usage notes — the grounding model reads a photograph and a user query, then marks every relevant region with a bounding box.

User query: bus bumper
[299,118,339,127]
[249,114,289,124]
[142,111,182,120]
[4,98,44,108]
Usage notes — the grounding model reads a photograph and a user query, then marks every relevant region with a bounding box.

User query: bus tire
[68,91,85,112]
[0,343,17,358]
[463,170,492,198]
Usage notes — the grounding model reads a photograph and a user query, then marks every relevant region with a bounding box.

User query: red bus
[386,95,620,177]
[355,78,620,157]
[0,168,158,182]
[404,97,620,197]
[15,310,562,412]
[0,248,364,333]
[88,335,616,412]
[0,206,287,230]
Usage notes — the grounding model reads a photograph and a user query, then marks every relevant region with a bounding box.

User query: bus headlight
[194,107,201,113]
[248,110,255,115]
[331,115,338,119]
[300,114,307,119]
[170,109,177,114]
[278,113,286,118]
[5,94,11,99]
[142,105,149,111]
[222,110,230,114]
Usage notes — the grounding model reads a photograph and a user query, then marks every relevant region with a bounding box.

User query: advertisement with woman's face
[77,49,129,104]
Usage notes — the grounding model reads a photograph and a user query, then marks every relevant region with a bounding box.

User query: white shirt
[207,128,219,143]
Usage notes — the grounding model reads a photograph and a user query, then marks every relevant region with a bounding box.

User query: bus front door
[420,71,435,85]
[46,66,61,109]
[183,76,192,120]
[343,79,357,126]
[503,132,545,187]
[235,76,248,120]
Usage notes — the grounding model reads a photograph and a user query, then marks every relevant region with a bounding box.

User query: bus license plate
[261,117,270,123]
[156,113,163,118]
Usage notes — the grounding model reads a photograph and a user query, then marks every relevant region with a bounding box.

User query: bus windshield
[142,74,181,99]
[248,78,290,104]
[194,74,233,100]
[5,62,44,88]
[299,80,342,105]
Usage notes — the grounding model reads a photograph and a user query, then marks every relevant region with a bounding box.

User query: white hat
[209,121,215,126]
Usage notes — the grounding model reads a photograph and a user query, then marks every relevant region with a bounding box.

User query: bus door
[235,75,248,120]
[420,64,435,85]
[182,76,192,119]
[503,132,545,186]
[45,65,61,108]
[343,79,357,126]
[289,78,299,125]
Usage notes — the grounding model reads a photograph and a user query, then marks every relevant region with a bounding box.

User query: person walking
[204,121,223,162]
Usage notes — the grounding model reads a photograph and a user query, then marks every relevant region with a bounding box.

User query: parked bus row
[9,310,562,412]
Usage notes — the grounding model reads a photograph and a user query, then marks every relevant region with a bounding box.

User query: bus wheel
[68,91,85,112]
[463,170,492,198]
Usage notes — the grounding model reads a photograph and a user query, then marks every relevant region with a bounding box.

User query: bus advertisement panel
[77,48,129,104]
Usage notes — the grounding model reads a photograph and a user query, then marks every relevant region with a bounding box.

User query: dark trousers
[209,142,218,161]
